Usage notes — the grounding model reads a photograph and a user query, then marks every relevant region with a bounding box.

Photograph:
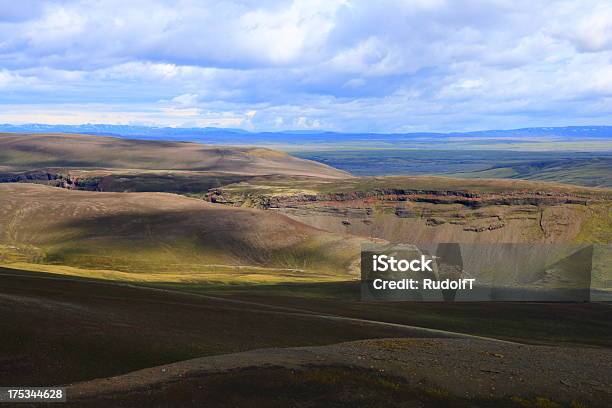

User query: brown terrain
[0,133,610,407]
[0,183,364,279]
[2,267,611,408]
[0,132,348,177]
[65,338,612,408]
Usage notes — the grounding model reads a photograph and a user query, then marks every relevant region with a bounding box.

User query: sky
[0,0,611,133]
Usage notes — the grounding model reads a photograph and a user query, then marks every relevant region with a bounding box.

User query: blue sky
[0,0,611,132]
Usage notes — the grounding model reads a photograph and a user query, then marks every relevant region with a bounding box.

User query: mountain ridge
[1,124,611,142]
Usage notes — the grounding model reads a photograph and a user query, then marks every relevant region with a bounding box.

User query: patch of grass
[217,173,611,199]
[0,261,344,284]
[574,204,612,243]
[511,396,563,408]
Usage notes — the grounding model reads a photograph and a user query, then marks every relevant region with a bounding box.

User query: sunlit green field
[295,150,612,187]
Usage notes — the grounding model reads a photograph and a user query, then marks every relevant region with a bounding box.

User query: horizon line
[2,123,612,136]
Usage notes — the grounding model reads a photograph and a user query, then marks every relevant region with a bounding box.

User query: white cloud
[563,4,612,52]
[0,69,41,89]
[238,0,341,64]
[0,0,611,131]
[330,37,407,76]
[0,103,250,128]
[171,93,199,106]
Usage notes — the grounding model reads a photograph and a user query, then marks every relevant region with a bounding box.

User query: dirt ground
[2,269,611,408]
[63,338,611,407]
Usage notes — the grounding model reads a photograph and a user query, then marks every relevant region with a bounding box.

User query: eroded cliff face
[2,169,608,244]
[0,170,81,189]
[205,187,608,244]
[0,169,253,193]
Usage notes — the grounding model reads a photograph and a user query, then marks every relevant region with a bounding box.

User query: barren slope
[0,133,348,178]
[66,338,612,408]
[0,268,452,387]
[0,183,363,281]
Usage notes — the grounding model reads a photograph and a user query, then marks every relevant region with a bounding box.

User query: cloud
[171,93,199,106]
[0,0,611,131]
[560,3,612,52]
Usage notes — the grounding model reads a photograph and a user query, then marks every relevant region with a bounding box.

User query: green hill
[0,183,363,283]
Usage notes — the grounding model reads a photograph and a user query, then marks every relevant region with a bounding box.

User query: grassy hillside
[211,174,612,196]
[0,133,348,178]
[295,150,612,187]
[0,183,364,282]
[452,157,612,188]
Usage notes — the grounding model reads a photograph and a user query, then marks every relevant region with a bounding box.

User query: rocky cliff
[203,177,611,244]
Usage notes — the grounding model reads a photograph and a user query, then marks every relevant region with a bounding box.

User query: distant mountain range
[1,124,611,147]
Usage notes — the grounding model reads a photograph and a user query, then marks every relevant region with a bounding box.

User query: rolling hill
[1,130,611,406]
[0,183,364,282]
[0,133,348,178]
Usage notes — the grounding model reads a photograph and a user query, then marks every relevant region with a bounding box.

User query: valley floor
[1,267,611,407]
